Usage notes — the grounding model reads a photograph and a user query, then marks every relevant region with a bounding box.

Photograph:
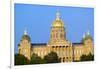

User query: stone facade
[18,12,94,62]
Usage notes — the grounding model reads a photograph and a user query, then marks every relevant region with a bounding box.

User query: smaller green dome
[21,29,31,42]
[81,33,92,43]
[21,35,31,42]
[84,35,92,40]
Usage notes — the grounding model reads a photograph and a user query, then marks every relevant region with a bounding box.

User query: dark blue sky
[14,3,94,53]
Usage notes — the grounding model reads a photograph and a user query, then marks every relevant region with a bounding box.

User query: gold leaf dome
[52,19,64,27]
[52,11,64,27]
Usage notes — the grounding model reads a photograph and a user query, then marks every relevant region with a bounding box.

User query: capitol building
[18,11,94,62]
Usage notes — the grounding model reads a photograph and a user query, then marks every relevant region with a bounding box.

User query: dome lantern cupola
[52,11,64,27]
[56,11,60,20]
[24,29,27,35]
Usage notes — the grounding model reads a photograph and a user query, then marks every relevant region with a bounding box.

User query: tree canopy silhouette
[15,54,29,65]
[80,53,94,61]
[30,53,45,64]
[44,51,60,63]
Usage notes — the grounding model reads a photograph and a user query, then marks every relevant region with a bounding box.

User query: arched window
[63,57,65,62]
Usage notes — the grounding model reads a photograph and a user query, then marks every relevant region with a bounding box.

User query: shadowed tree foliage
[44,51,60,63]
[80,53,94,61]
[30,53,45,64]
[15,54,29,65]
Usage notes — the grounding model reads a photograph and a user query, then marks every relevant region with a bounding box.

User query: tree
[88,53,94,61]
[30,53,45,64]
[44,51,60,63]
[80,53,94,61]
[15,54,29,65]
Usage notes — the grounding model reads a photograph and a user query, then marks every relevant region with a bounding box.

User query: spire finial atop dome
[87,30,90,35]
[24,28,27,35]
[56,10,60,20]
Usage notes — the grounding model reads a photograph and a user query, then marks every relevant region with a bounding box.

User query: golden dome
[52,20,64,27]
[52,11,64,27]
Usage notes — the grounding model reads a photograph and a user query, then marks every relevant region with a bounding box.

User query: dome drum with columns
[18,11,94,62]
